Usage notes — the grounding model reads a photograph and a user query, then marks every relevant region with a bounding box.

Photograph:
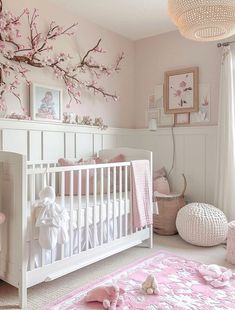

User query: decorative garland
[0,0,124,113]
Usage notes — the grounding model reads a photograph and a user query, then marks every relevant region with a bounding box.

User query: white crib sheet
[56,193,131,227]
[27,193,131,269]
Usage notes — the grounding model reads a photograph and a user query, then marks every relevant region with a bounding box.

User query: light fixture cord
[167,125,175,178]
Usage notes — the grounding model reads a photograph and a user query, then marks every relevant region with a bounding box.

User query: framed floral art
[164,67,199,114]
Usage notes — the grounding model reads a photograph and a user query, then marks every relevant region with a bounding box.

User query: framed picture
[164,67,199,114]
[174,112,190,126]
[148,94,157,109]
[191,84,210,123]
[30,83,63,122]
[155,85,174,127]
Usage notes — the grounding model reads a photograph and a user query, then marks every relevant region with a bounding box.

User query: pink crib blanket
[131,160,152,228]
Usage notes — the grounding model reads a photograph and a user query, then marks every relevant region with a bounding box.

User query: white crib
[0,148,153,309]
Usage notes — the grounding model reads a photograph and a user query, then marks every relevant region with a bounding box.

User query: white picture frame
[30,83,63,122]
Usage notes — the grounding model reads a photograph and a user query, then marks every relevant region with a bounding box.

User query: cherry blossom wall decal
[0,0,124,113]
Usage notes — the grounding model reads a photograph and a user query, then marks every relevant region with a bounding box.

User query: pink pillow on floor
[154,177,170,195]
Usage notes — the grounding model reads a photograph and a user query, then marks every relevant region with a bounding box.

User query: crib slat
[93,168,97,248]
[78,170,82,253]
[70,170,74,256]
[107,167,110,243]
[60,171,65,259]
[129,167,133,234]
[85,169,89,251]
[40,166,47,267]
[100,168,104,245]
[113,167,116,240]
[42,249,46,267]
[50,171,56,263]
[51,172,56,189]
[119,166,122,238]
[125,165,128,236]
[29,174,36,271]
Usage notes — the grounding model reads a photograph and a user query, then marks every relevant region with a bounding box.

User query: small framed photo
[164,67,199,114]
[148,94,157,109]
[174,112,190,126]
[30,83,63,122]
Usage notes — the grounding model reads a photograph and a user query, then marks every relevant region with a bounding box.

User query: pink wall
[134,31,222,128]
[4,0,135,128]
[3,1,225,129]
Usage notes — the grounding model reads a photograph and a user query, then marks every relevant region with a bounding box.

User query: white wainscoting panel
[43,131,65,160]
[135,126,217,204]
[2,129,27,155]
[28,130,42,160]
[102,134,118,149]
[0,120,217,204]
[76,133,93,158]
[94,134,102,155]
[65,132,76,158]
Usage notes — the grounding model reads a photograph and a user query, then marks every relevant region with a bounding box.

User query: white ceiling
[54,0,176,41]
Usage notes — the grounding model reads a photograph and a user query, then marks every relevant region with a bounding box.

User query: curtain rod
[217,40,235,48]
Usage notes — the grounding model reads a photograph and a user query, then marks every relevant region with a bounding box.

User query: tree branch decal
[0,0,124,112]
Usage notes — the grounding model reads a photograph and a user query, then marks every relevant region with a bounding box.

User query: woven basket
[226,221,235,265]
[153,174,186,235]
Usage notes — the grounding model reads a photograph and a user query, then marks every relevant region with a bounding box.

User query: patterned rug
[44,251,235,310]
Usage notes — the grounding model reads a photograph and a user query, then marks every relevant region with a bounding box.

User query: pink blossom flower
[180,81,187,88]
[174,89,182,97]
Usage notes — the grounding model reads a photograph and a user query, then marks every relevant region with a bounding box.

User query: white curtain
[214,46,235,221]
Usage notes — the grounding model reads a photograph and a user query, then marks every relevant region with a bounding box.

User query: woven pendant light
[168,0,235,41]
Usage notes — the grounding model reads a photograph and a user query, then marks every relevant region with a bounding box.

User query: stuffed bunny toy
[142,274,160,295]
[35,186,69,250]
[85,285,124,310]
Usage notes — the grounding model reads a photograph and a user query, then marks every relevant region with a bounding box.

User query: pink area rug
[44,251,235,310]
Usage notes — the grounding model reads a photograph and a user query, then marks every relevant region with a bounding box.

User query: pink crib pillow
[58,154,125,196]
[94,154,125,164]
[58,158,83,166]
[58,158,95,195]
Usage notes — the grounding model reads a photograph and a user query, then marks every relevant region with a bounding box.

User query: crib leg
[19,285,27,309]
[137,225,153,248]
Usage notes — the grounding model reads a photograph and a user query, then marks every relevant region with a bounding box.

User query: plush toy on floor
[85,285,124,310]
[142,274,160,295]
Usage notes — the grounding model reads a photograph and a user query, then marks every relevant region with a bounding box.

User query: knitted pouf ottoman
[176,203,228,247]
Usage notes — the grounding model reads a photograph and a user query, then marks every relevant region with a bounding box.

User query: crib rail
[26,161,133,272]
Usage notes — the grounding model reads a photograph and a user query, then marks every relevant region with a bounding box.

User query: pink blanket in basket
[131,160,152,228]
